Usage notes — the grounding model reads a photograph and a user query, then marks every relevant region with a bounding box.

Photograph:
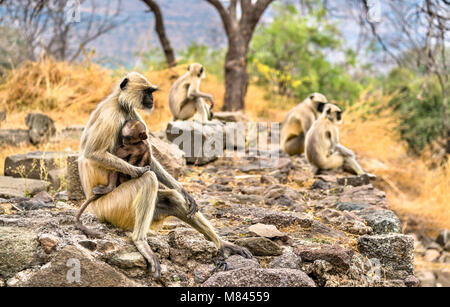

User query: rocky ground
[0,115,448,287]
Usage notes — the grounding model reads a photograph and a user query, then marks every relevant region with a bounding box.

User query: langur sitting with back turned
[280,93,329,156]
[305,104,376,178]
[169,63,214,122]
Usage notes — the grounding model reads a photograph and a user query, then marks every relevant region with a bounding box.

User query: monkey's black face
[142,87,156,110]
[316,102,326,113]
[336,111,342,121]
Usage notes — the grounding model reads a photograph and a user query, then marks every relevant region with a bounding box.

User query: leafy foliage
[384,67,446,153]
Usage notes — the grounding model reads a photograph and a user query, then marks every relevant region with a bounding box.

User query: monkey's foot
[220,242,253,259]
[213,258,228,272]
[133,239,161,280]
[76,222,103,239]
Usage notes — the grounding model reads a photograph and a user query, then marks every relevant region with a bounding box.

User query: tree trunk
[142,0,176,68]
[223,36,249,111]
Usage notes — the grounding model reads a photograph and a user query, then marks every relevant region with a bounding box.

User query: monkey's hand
[133,166,152,178]
[181,188,198,217]
[133,239,161,280]
[208,95,215,109]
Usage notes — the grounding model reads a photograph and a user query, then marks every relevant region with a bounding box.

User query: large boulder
[166,121,222,165]
[0,227,39,279]
[149,134,186,179]
[25,113,56,145]
[355,207,401,234]
[7,245,142,287]
[4,151,69,189]
[203,268,316,287]
[0,176,49,199]
[357,234,414,280]
[166,121,247,165]
[0,129,30,146]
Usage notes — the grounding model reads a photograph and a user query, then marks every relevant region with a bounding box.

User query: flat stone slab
[0,129,30,146]
[0,176,49,199]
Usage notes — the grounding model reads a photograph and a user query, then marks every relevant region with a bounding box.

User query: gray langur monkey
[280,93,328,155]
[79,72,251,280]
[305,103,376,179]
[169,63,214,122]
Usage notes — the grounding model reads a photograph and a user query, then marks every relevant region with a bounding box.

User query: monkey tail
[75,196,103,238]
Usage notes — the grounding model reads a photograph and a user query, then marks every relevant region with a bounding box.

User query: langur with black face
[78,72,251,279]
[305,104,376,179]
[169,63,214,122]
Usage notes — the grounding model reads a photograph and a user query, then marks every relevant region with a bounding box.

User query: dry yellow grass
[0,58,448,232]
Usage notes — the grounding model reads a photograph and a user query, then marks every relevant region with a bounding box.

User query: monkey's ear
[120,78,129,91]
[310,94,315,100]
[199,66,204,77]
[187,65,191,72]
[327,108,331,115]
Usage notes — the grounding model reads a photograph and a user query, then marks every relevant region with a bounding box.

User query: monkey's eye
[144,88,157,95]
[337,112,342,120]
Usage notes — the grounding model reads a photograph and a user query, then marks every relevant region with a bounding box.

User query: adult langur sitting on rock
[169,63,214,122]
[78,72,252,279]
[305,103,376,179]
[280,93,328,156]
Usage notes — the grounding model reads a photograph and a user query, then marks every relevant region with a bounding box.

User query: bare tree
[141,0,176,68]
[0,0,122,62]
[206,0,275,111]
[359,0,449,152]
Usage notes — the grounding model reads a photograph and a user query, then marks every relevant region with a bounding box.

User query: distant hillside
[89,0,227,67]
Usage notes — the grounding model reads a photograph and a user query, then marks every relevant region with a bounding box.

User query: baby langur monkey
[305,104,376,179]
[169,63,214,122]
[75,119,198,237]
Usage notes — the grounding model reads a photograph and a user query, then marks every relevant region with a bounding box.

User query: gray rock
[67,153,84,200]
[268,251,302,270]
[0,129,30,146]
[193,264,216,283]
[235,237,282,256]
[166,121,221,165]
[203,268,316,287]
[0,227,39,279]
[404,275,420,287]
[7,245,142,287]
[150,134,186,179]
[108,252,147,269]
[0,176,49,199]
[4,151,68,188]
[355,207,401,234]
[337,175,370,187]
[336,202,370,211]
[25,113,56,145]
[294,244,354,272]
[38,234,59,254]
[310,179,330,190]
[225,255,261,270]
[257,211,313,228]
[168,228,218,264]
[357,234,415,280]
